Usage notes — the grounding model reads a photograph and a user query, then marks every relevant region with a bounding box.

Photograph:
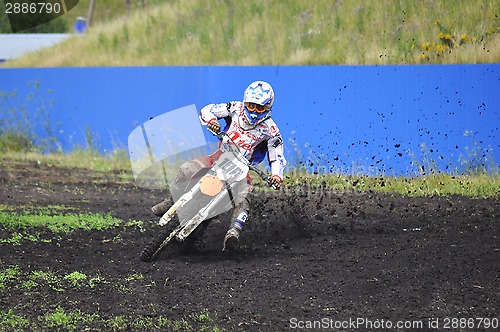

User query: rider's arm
[199,103,233,125]
[268,135,286,180]
[263,118,287,182]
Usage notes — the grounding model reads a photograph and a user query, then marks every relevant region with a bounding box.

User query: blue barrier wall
[0,65,498,175]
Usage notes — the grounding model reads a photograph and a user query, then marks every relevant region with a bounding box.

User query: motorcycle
[140,129,276,262]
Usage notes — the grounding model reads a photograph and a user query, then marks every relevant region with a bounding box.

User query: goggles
[244,102,269,114]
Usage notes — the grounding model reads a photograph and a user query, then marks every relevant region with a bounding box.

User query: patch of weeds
[2,307,222,331]
[458,130,497,176]
[64,271,88,287]
[124,219,145,232]
[102,233,124,244]
[0,232,24,245]
[116,283,132,294]
[0,265,20,289]
[38,306,99,331]
[21,269,108,293]
[107,315,128,330]
[105,315,198,331]
[0,231,51,245]
[117,272,145,294]
[407,142,439,176]
[157,316,173,328]
[21,279,38,289]
[0,309,30,331]
[30,270,65,292]
[190,309,222,331]
[40,307,71,328]
[191,309,214,323]
[171,318,194,331]
[0,211,123,233]
[88,275,107,289]
[130,316,158,330]
[125,272,144,282]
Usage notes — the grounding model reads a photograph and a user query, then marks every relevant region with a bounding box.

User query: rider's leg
[151,156,213,216]
[223,175,253,250]
[223,198,250,250]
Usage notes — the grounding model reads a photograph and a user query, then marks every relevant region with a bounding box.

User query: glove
[207,119,221,133]
[269,175,283,189]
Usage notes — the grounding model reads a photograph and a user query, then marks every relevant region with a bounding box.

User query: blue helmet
[242,81,274,126]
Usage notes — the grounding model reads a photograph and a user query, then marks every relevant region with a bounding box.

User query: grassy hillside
[3,0,500,67]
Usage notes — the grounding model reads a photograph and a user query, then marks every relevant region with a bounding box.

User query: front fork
[158,182,201,226]
[175,186,232,241]
[159,179,235,242]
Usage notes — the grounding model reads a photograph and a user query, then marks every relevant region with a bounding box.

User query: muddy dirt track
[1,161,499,331]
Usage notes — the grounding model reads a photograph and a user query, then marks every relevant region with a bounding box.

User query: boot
[223,210,248,251]
[150,197,172,216]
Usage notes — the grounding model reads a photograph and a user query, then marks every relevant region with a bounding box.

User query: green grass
[0,266,20,289]
[0,266,107,292]
[0,210,123,233]
[0,149,133,183]
[64,271,88,287]
[0,203,146,244]
[0,309,29,331]
[4,0,499,67]
[0,231,51,245]
[2,149,498,198]
[1,148,131,172]
[0,307,222,332]
[39,306,98,331]
[0,264,224,331]
[280,172,500,198]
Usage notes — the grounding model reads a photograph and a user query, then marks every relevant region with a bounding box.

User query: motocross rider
[151,81,286,250]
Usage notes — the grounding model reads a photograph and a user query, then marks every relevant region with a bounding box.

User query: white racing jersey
[200,101,287,180]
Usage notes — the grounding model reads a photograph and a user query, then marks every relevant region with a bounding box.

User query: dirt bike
[140,129,276,262]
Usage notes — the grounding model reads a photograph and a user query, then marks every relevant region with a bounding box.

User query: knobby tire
[140,219,180,262]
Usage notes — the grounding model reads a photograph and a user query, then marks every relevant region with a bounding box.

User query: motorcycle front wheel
[140,218,181,262]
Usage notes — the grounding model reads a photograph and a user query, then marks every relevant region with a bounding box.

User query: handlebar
[208,128,278,189]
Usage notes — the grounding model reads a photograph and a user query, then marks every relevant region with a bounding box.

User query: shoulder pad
[260,118,280,136]
[228,101,243,112]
